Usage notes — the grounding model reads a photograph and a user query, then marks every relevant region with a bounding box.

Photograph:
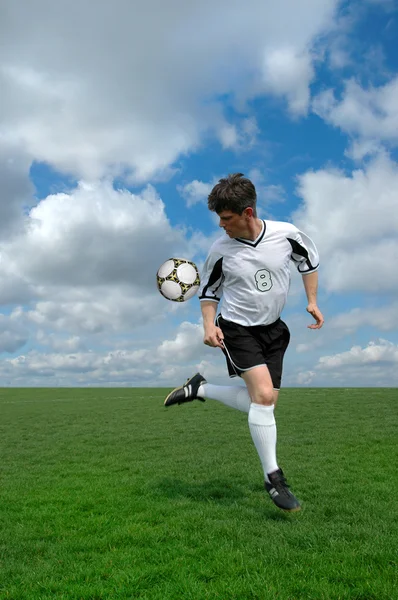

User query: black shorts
[216,315,290,390]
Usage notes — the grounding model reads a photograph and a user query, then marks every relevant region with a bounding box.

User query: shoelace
[271,475,292,497]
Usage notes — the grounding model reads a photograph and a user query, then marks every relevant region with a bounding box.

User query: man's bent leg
[165,373,252,413]
[200,383,251,413]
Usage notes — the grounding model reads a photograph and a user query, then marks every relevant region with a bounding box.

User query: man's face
[218,209,251,238]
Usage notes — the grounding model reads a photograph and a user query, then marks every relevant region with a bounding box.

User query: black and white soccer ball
[156,258,200,302]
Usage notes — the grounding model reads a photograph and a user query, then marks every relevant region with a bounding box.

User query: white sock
[248,403,278,482]
[198,383,251,414]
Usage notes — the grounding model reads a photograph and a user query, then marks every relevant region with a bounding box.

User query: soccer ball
[156,258,200,302]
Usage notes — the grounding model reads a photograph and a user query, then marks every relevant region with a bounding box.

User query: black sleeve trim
[199,257,224,300]
[287,237,317,272]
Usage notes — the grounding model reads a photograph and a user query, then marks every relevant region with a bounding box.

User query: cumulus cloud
[157,321,204,362]
[26,290,165,334]
[328,303,398,334]
[293,154,398,293]
[0,181,203,344]
[0,0,340,182]
[0,147,34,237]
[262,48,315,116]
[345,139,386,161]
[1,181,187,291]
[296,340,325,354]
[248,169,287,210]
[295,339,398,387]
[218,117,259,151]
[313,76,398,154]
[3,348,154,385]
[296,370,316,385]
[0,263,35,306]
[0,318,219,386]
[291,301,398,358]
[328,45,352,70]
[36,332,86,353]
[319,339,398,368]
[178,180,215,208]
[0,314,28,354]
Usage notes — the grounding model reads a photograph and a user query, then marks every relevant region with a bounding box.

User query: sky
[0,0,398,388]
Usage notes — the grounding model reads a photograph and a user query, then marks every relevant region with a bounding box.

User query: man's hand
[204,325,224,348]
[306,303,324,329]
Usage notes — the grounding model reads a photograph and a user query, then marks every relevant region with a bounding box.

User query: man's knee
[250,386,275,406]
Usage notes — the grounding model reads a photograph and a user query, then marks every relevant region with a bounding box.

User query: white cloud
[261,184,286,204]
[26,290,163,334]
[291,301,398,357]
[262,48,315,116]
[292,339,398,387]
[0,318,219,386]
[0,314,28,353]
[178,180,215,208]
[218,124,239,150]
[0,0,341,182]
[296,370,316,385]
[157,321,204,362]
[328,303,398,334]
[0,172,226,376]
[4,348,154,383]
[296,341,324,354]
[345,139,386,161]
[2,181,187,291]
[0,146,34,237]
[319,339,398,368]
[0,262,35,306]
[0,181,203,341]
[218,117,259,151]
[293,154,398,292]
[36,331,85,353]
[328,45,351,69]
[247,169,286,218]
[313,76,398,151]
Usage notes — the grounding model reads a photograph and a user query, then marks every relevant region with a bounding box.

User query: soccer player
[164,173,324,512]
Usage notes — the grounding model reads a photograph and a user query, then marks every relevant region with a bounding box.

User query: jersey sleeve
[287,227,319,274]
[198,248,224,303]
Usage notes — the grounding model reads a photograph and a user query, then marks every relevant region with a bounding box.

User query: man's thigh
[241,365,275,405]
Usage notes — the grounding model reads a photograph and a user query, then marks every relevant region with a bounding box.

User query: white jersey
[198,220,319,327]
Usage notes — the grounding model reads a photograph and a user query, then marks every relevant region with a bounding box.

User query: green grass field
[0,387,397,600]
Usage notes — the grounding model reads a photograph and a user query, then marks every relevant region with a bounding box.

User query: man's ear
[243,207,254,218]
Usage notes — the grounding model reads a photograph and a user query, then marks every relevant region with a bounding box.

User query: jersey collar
[235,220,266,247]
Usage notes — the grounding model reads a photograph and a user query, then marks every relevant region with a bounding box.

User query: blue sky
[0,0,397,387]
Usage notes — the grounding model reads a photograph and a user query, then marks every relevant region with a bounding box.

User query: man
[164,173,324,512]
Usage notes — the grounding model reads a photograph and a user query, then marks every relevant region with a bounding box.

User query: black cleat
[265,469,301,512]
[164,373,207,407]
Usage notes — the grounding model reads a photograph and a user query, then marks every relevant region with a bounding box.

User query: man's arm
[200,301,224,348]
[302,271,324,329]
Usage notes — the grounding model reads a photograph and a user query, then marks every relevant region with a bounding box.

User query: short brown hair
[208,173,257,216]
